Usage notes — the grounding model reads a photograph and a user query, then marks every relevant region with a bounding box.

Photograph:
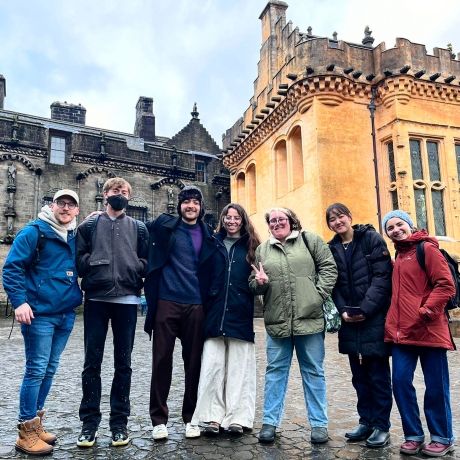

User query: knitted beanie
[382,210,414,235]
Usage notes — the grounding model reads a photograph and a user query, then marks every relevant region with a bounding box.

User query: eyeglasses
[55,200,77,209]
[224,216,242,222]
[268,217,288,225]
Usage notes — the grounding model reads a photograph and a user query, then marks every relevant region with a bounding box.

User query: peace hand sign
[251,262,269,285]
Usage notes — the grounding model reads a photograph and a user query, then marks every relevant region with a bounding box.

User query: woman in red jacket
[382,210,456,457]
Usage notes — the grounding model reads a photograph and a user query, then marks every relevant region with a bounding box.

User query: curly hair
[264,207,302,231]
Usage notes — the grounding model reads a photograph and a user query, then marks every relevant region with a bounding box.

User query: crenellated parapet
[223,1,460,157]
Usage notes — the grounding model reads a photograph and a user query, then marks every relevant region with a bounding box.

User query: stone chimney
[259,1,288,43]
[50,101,86,124]
[258,2,288,92]
[0,74,6,109]
[134,96,155,141]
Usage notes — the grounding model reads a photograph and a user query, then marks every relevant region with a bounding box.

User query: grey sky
[1,0,458,147]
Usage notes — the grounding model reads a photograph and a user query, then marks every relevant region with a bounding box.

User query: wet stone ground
[0,313,459,459]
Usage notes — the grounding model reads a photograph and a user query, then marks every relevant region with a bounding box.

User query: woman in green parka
[250,207,337,445]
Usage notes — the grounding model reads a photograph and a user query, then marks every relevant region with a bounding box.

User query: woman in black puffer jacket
[326,203,393,448]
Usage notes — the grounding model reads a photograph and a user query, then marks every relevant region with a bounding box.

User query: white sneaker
[152,424,168,440]
[185,422,201,438]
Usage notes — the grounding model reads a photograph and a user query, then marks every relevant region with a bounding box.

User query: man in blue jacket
[144,185,224,441]
[3,189,82,456]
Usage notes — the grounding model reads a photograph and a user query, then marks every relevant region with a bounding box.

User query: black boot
[345,424,373,442]
[258,424,276,443]
[365,429,390,448]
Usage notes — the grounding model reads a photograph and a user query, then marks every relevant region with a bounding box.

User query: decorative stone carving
[7,162,16,187]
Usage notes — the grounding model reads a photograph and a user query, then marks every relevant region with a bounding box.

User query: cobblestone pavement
[0,312,459,459]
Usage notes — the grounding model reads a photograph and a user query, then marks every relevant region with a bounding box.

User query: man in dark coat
[144,186,223,441]
[76,178,148,448]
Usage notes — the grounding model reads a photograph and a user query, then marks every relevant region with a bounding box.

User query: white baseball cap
[53,189,79,206]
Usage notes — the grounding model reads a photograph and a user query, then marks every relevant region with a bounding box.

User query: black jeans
[79,300,137,430]
[348,354,392,432]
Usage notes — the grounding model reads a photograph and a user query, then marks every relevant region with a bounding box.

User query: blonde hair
[103,177,132,196]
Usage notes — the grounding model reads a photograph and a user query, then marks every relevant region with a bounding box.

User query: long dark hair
[217,203,261,265]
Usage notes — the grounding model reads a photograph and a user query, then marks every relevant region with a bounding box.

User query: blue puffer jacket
[204,232,255,342]
[3,220,82,315]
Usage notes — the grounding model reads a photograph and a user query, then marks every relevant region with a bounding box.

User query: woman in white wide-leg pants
[192,203,260,435]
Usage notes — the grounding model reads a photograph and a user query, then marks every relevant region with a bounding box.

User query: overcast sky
[1,0,459,147]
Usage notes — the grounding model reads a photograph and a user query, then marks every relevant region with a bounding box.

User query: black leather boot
[258,424,276,443]
[365,429,390,447]
[345,424,373,442]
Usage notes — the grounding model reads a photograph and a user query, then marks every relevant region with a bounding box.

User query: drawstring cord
[8,314,15,339]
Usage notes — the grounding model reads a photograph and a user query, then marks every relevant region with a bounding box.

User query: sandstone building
[0,75,229,294]
[223,1,460,257]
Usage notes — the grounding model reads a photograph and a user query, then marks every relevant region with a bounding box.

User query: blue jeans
[392,345,454,444]
[79,301,137,430]
[19,312,75,421]
[263,333,328,428]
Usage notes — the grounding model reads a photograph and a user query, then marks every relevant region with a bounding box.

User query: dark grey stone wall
[0,75,5,110]
[50,101,86,125]
[0,108,230,301]
[134,97,155,142]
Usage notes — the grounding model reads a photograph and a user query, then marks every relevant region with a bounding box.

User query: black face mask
[107,194,128,211]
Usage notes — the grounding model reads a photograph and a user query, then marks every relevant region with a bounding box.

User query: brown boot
[36,410,57,445]
[15,417,53,455]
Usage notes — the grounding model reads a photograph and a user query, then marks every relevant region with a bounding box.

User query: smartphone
[344,306,363,316]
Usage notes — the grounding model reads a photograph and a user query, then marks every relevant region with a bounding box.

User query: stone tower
[223,1,460,258]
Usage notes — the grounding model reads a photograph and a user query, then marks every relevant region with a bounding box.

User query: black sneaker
[77,427,98,447]
[112,428,130,447]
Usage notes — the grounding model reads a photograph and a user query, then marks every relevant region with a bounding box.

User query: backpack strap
[136,220,148,255]
[301,231,317,271]
[416,241,426,271]
[29,223,46,265]
[83,214,100,250]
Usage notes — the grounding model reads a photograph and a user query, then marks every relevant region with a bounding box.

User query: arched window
[409,139,446,236]
[246,163,256,214]
[290,126,304,189]
[236,172,246,205]
[274,140,287,197]
[386,141,399,210]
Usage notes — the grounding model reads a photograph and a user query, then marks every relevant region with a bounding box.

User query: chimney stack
[0,75,6,109]
[50,101,86,124]
[134,97,155,142]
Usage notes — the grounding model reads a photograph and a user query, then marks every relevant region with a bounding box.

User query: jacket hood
[393,229,439,252]
[38,205,77,241]
[329,223,376,245]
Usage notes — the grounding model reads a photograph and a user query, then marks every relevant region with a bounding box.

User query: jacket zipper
[220,244,235,332]
[111,221,116,295]
[344,239,363,363]
[396,257,401,343]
